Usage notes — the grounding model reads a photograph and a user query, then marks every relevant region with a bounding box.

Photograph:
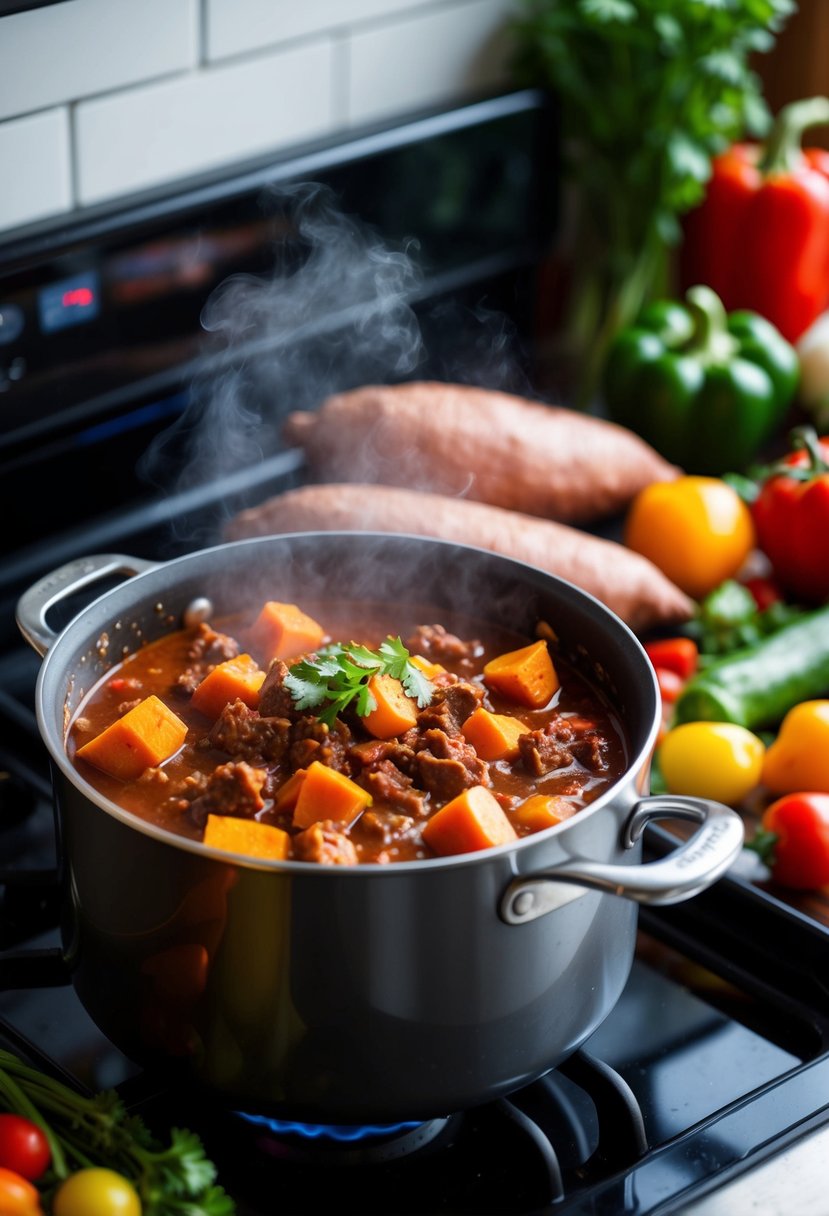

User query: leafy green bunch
[510,0,796,401]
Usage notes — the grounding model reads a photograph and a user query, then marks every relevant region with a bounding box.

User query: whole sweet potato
[225,483,695,634]
[282,381,680,525]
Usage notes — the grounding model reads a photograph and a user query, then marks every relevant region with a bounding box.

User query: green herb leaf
[285,637,435,725]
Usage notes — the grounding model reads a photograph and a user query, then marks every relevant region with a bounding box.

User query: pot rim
[31,530,662,876]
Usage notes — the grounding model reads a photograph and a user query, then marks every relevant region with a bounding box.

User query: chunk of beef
[205,699,291,763]
[359,809,417,844]
[416,681,484,737]
[292,821,359,865]
[288,718,352,775]
[188,761,266,828]
[360,759,427,817]
[407,623,482,663]
[518,727,574,777]
[415,727,489,803]
[350,738,418,779]
[258,660,298,719]
[570,732,610,772]
[176,622,241,696]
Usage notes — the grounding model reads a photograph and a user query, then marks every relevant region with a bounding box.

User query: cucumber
[674,604,829,729]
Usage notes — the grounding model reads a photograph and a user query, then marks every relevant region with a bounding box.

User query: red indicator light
[62,287,94,308]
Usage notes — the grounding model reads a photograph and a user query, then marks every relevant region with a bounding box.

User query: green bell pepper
[601,285,799,475]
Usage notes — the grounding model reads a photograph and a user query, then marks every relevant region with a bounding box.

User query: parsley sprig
[0,1048,235,1215]
[285,636,434,726]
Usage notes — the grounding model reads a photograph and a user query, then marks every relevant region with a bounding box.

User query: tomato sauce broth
[67,599,629,864]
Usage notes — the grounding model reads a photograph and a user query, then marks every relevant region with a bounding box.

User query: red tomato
[643,637,699,680]
[0,1116,50,1182]
[654,667,684,705]
[0,1166,43,1215]
[740,574,783,612]
[758,793,829,889]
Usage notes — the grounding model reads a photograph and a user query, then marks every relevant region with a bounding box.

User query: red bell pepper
[750,426,829,604]
[643,637,699,681]
[680,96,829,344]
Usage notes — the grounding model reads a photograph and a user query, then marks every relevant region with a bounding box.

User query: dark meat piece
[570,733,610,772]
[176,622,241,696]
[518,727,574,777]
[258,660,298,719]
[188,761,266,828]
[417,681,483,737]
[407,623,481,663]
[416,728,489,803]
[292,821,359,865]
[360,759,427,817]
[205,699,291,763]
[288,718,352,774]
[359,809,417,844]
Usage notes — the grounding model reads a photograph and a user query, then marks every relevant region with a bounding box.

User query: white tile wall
[0,109,72,231]
[76,39,336,205]
[0,0,519,237]
[205,0,430,62]
[348,0,516,127]
[0,0,198,122]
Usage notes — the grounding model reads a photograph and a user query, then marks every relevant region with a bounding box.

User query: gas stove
[1,87,829,1215]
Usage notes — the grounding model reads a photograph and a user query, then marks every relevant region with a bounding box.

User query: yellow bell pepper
[762,700,829,795]
[658,720,765,806]
[624,475,755,600]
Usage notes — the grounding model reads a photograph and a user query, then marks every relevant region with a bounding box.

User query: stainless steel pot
[17,533,744,1123]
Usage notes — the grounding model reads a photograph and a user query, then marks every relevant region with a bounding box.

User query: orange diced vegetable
[513,794,576,833]
[483,640,559,708]
[76,694,187,781]
[190,653,265,720]
[292,760,372,829]
[361,673,419,739]
[203,813,291,860]
[273,768,306,814]
[461,706,529,760]
[248,601,326,662]
[421,785,517,857]
[409,653,447,680]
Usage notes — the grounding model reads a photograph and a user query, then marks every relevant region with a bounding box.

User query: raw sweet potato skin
[282,382,680,525]
[224,483,695,634]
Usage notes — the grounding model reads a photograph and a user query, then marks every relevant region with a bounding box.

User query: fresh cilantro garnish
[285,636,434,726]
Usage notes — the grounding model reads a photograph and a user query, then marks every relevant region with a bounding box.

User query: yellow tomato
[658,721,765,806]
[625,476,755,600]
[762,700,829,795]
[53,1169,141,1216]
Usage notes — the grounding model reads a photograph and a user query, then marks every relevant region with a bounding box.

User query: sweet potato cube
[483,640,559,708]
[203,814,291,861]
[272,768,307,814]
[513,794,576,834]
[361,673,419,739]
[76,694,187,781]
[292,760,372,829]
[248,601,326,662]
[461,707,529,760]
[190,653,265,720]
[421,785,517,857]
[409,653,447,681]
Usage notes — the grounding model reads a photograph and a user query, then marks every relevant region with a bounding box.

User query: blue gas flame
[236,1110,423,1142]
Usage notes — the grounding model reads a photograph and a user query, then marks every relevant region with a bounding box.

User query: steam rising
[138,179,525,536]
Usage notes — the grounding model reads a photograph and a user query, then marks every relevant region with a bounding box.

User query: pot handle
[16,553,157,657]
[500,796,744,925]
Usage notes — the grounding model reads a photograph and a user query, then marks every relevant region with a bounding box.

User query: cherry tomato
[53,1168,141,1216]
[654,666,684,705]
[756,793,829,889]
[0,1115,51,1181]
[53,1169,142,1216]
[0,1166,43,1215]
[644,637,699,680]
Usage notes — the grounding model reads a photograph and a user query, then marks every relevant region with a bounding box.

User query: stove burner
[237,1110,454,1165]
